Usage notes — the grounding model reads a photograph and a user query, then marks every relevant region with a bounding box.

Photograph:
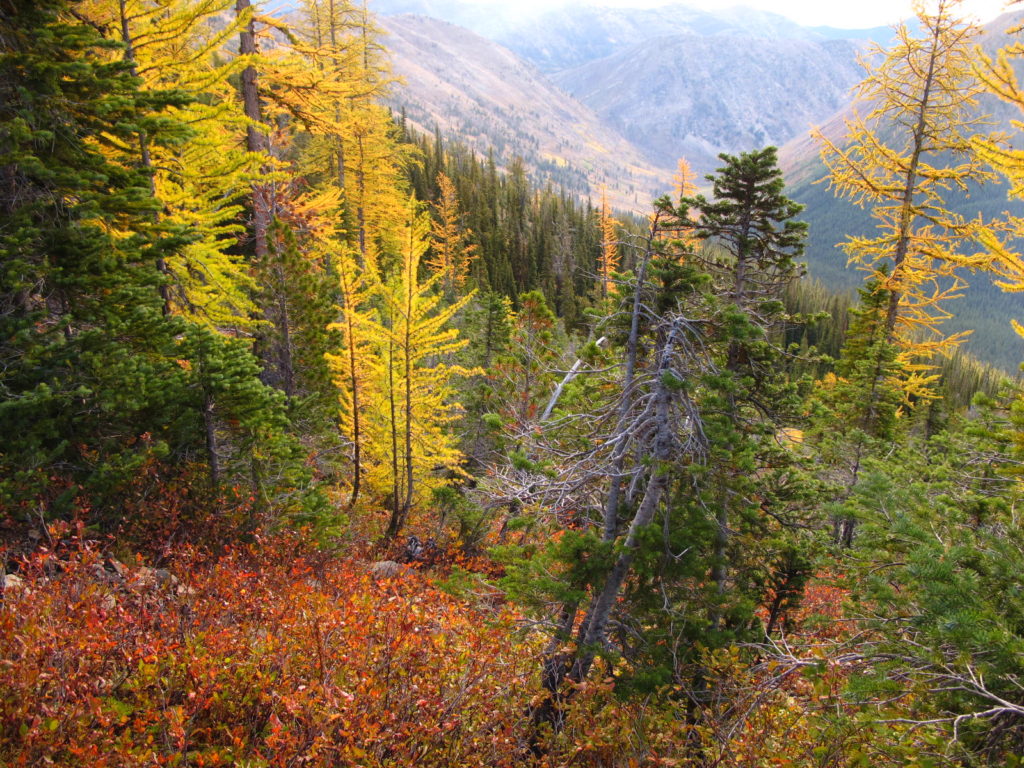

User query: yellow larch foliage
[973,6,1024,338]
[673,157,698,200]
[324,248,379,511]
[428,172,478,297]
[668,156,701,255]
[331,200,478,536]
[597,186,620,300]
[814,0,997,399]
[79,0,263,331]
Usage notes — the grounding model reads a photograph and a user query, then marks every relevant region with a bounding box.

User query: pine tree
[658,147,811,631]
[0,0,292,520]
[809,276,904,544]
[78,0,260,330]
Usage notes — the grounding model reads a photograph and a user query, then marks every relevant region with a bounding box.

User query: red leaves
[0,535,534,767]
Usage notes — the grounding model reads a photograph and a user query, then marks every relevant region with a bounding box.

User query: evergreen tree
[0,0,195,510]
[658,147,811,628]
[0,0,309,530]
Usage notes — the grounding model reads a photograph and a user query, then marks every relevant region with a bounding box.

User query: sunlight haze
[464,0,1013,29]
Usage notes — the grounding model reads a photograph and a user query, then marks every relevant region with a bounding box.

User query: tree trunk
[236,0,270,263]
[602,214,660,541]
[885,26,939,339]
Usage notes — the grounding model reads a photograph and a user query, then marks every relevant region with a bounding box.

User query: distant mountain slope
[380,14,672,211]
[554,34,864,172]
[491,4,814,73]
[777,11,1024,370]
[369,0,894,72]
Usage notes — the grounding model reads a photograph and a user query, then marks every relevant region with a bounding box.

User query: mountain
[489,4,815,73]
[553,34,865,171]
[380,14,673,210]
[374,1,875,178]
[370,0,895,72]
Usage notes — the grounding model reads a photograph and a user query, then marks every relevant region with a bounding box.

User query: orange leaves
[0,535,534,767]
[597,186,620,301]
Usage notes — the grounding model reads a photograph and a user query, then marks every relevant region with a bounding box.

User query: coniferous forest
[6,0,1024,765]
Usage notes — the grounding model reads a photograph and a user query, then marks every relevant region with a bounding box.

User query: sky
[454,0,1016,30]
[673,0,1013,28]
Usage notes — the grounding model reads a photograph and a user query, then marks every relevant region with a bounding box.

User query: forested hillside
[6,1,1024,766]
[381,15,669,211]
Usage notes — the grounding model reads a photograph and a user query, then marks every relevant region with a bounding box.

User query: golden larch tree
[325,248,379,510]
[973,5,1024,336]
[597,186,620,300]
[80,0,262,329]
[815,0,997,397]
[428,172,477,298]
[369,200,479,539]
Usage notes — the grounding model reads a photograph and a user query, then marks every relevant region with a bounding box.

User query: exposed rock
[369,560,411,581]
[1,573,25,593]
[554,34,863,172]
[136,567,176,588]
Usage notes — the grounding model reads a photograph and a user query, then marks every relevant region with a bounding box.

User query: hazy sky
[677,0,1012,28]
[474,0,1015,29]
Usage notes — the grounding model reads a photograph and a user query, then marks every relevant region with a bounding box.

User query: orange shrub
[0,535,539,767]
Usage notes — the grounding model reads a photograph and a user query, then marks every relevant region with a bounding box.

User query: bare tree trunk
[602,214,661,541]
[403,261,414,532]
[885,22,939,338]
[276,275,294,400]
[534,320,703,737]
[343,311,362,510]
[236,0,270,263]
[385,332,403,540]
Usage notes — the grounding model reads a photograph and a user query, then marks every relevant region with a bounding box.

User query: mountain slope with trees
[382,14,670,210]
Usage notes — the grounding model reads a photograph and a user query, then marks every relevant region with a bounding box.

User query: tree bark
[236,0,270,262]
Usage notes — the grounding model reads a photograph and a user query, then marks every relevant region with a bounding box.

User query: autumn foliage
[0,534,536,767]
[1,526,867,767]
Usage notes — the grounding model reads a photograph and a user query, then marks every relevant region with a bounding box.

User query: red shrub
[0,535,539,766]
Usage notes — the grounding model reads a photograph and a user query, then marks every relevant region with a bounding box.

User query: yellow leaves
[427,172,477,295]
[328,200,479,515]
[597,186,620,300]
[672,157,698,200]
[816,0,999,399]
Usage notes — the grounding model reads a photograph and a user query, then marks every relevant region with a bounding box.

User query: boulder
[369,560,410,580]
[1,573,25,593]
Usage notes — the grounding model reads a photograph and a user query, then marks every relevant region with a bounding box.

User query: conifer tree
[79,0,260,329]
[809,277,904,544]
[369,202,478,539]
[0,0,294,519]
[325,249,377,510]
[428,171,477,298]
[596,186,620,301]
[658,147,810,629]
[973,8,1024,336]
[816,0,995,397]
